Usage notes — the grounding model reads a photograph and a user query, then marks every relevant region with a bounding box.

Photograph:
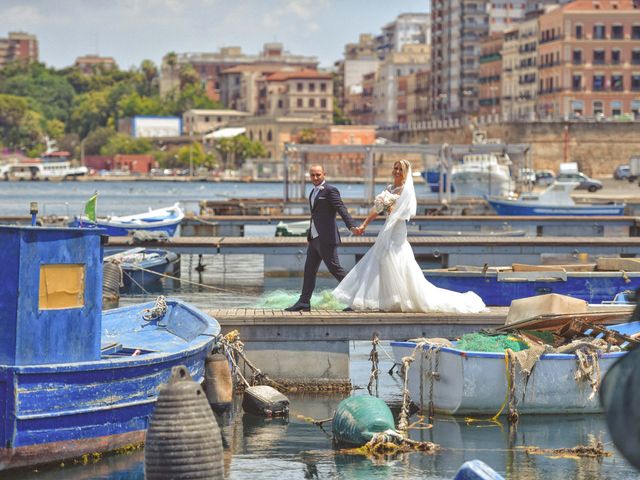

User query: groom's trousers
[299,237,347,303]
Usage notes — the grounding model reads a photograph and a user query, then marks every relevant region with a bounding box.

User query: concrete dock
[207,306,633,380]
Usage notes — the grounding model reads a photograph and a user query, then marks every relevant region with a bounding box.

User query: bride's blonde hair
[394,159,411,183]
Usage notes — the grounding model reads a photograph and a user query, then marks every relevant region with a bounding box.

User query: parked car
[614,164,630,180]
[556,172,603,192]
[534,169,555,186]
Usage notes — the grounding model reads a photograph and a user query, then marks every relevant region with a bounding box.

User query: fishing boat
[391,319,638,416]
[70,203,185,236]
[421,169,454,193]
[104,247,180,290]
[0,225,219,471]
[423,261,640,306]
[487,181,626,216]
[451,152,513,198]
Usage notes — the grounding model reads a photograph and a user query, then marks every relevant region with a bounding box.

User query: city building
[374,44,430,127]
[257,70,333,121]
[478,33,504,119]
[74,55,117,75]
[183,109,251,135]
[160,43,318,101]
[118,116,182,138]
[431,0,488,118]
[406,69,431,127]
[376,13,431,60]
[345,71,376,125]
[537,0,640,119]
[84,154,157,174]
[501,28,520,121]
[0,32,38,69]
[513,15,539,120]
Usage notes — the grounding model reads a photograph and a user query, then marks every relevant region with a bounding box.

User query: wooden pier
[107,235,640,271]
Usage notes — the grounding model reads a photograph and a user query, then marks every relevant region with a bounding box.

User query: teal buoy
[332,395,396,447]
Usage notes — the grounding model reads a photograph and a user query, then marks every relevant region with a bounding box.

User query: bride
[333,160,486,313]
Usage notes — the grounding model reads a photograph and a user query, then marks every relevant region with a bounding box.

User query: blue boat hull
[120,250,180,290]
[487,199,625,216]
[0,299,218,471]
[422,170,454,193]
[424,272,640,306]
[68,220,180,237]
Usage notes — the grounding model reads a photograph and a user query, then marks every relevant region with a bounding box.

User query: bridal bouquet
[374,190,400,214]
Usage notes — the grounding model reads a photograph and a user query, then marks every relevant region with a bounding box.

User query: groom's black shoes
[285,301,311,312]
[342,307,354,312]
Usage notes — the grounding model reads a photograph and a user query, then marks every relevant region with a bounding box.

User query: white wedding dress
[333,168,486,313]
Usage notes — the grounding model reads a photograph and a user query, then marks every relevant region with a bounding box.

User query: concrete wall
[396,121,640,176]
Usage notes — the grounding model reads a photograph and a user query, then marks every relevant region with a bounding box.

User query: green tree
[100,134,152,156]
[215,135,268,170]
[83,126,117,155]
[0,93,28,148]
[45,119,65,140]
[69,89,111,138]
[140,59,158,96]
[298,128,316,144]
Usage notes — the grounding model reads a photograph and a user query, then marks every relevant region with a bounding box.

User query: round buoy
[145,365,223,479]
[204,353,233,413]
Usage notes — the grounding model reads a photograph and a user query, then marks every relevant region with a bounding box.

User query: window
[593,75,605,91]
[593,24,606,39]
[277,99,283,109]
[633,99,640,118]
[612,25,624,39]
[572,75,582,91]
[267,130,272,141]
[633,50,640,65]
[297,82,303,92]
[320,82,327,92]
[575,24,583,39]
[611,100,622,116]
[632,75,640,91]
[571,100,584,116]
[633,25,640,39]
[593,50,605,65]
[296,98,303,107]
[612,75,624,91]
[308,98,315,107]
[572,50,582,64]
[593,101,604,115]
[309,82,315,92]
[39,264,85,310]
[320,98,327,108]
[612,49,621,64]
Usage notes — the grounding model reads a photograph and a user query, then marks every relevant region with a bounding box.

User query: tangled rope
[346,429,438,457]
[574,348,601,400]
[142,295,167,321]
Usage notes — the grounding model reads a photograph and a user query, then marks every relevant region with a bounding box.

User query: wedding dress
[333,168,486,313]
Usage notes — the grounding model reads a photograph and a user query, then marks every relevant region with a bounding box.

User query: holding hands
[350,225,366,236]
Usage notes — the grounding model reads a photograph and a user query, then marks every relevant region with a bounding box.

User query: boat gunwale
[390,340,627,360]
[422,270,640,278]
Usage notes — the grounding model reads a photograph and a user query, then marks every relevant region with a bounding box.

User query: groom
[285,164,361,312]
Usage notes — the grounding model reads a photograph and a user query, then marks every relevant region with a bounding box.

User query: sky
[1,0,428,70]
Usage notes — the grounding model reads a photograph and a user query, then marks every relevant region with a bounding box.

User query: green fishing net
[456,333,530,353]
[255,289,347,310]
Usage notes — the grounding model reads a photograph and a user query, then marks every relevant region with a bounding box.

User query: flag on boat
[84,193,97,222]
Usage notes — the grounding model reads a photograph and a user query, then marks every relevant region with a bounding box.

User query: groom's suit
[298,182,357,304]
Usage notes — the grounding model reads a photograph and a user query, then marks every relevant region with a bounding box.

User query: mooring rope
[367,333,380,396]
[142,295,168,321]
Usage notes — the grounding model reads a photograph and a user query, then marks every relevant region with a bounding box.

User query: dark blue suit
[299,183,356,304]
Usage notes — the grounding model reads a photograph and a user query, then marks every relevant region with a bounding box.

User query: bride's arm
[359,207,378,233]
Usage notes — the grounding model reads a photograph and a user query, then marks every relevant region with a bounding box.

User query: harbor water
[1,181,637,479]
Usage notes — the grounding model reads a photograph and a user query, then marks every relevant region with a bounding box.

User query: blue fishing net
[255,289,347,310]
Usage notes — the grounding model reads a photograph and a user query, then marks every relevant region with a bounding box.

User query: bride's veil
[389,164,417,223]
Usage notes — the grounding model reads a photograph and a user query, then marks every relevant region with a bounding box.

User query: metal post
[283,145,290,202]
[364,147,375,204]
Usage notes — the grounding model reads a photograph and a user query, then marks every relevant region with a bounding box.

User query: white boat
[0,159,88,181]
[451,152,513,198]
[390,321,637,415]
[487,181,626,216]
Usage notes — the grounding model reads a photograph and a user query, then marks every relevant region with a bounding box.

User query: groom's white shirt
[309,181,325,239]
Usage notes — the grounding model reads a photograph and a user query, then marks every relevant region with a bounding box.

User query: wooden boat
[487,181,625,216]
[0,225,219,471]
[424,262,640,306]
[70,203,184,237]
[104,247,180,290]
[390,320,638,416]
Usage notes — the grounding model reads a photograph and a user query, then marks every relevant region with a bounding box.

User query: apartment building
[0,32,38,69]
[160,43,318,101]
[537,0,640,119]
[182,109,251,135]
[257,70,333,121]
[406,69,431,127]
[346,72,376,125]
[513,16,539,120]
[374,44,430,127]
[478,33,504,117]
[376,13,431,60]
[74,55,117,75]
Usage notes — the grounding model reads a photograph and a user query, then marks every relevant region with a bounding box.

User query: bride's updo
[394,159,411,183]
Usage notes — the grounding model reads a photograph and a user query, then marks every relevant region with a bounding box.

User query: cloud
[1,5,47,27]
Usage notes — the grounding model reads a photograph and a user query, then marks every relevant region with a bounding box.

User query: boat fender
[242,385,290,417]
[204,353,233,413]
[453,459,505,480]
[145,366,224,480]
[332,395,396,447]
